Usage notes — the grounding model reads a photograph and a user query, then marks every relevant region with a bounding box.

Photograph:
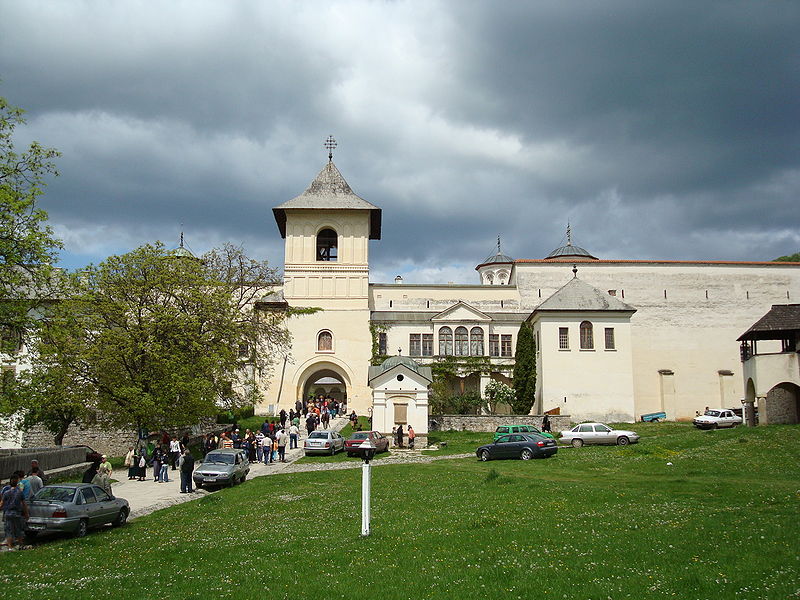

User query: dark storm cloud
[0,0,797,280]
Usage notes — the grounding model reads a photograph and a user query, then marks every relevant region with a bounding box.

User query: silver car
[25,483,129,539]
[193,448,250,488]
[559,422,640,447]
[304,430,345,455]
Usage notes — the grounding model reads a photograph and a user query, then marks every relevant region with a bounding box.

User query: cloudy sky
[1,1,798,283]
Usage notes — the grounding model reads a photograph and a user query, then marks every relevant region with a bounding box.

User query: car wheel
[479,450,491,462]
[571,438,584,448]
[112,508,129,527]
[330,446,335,456]
[712,423,718,430]
[617,436,630,446]
[521,448,533,460]
[75,519,88,538]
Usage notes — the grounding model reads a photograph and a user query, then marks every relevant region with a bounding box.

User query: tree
[511,321,536,414]
[17,242,290,440]
[484,379,515,414]
[0,96,62,345]
[774,252,800,262]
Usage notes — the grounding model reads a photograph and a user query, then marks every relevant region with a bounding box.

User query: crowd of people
[1,460,47,551]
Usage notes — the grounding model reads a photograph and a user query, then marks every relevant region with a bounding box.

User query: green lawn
[2,423,799,599]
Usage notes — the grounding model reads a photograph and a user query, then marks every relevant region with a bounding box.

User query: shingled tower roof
[738,304,800,341]
[535,276,635,312]
[272,161,382,239]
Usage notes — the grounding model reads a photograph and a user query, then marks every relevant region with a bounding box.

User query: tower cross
[324,135,337,162]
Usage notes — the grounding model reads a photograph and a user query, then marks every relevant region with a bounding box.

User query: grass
[2,423,799,599]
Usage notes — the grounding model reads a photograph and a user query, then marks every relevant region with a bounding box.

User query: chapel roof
[544,243,598,261]
[737,304,800,341]
[272,161,382,240]
[535,275,635,312]
[368,355,433,383]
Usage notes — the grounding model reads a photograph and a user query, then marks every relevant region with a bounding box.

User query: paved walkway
[111,419,471,520]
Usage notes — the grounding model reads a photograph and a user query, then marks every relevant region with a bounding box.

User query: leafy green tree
[16,243,290,440]
[0,96,62,347]
[511,321,536,414]
[484,379,515,414]
[773,252,800,262]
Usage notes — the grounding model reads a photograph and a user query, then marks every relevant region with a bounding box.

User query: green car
[493,424,555,441]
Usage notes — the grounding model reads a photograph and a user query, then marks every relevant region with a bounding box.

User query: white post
[361,461,371,536]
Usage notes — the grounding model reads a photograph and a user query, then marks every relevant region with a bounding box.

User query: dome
[544,243,598,261]
[379,355,421,375]
[481,252,514,265]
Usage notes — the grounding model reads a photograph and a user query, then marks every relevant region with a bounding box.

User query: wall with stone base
[22,418,218,458]
[429,414,572,433]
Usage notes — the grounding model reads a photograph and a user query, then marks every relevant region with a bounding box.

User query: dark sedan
[476,433,558,461]
[345,431,389,456]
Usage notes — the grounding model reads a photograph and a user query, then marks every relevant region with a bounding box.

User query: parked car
[345,431,389,457]
[476,433,558,461]
[193,448,250,489]
[693,409,743,430]
[559,423,640,447]
[25,483,129,539]
[304,430,345,455]
[493,424,555,441]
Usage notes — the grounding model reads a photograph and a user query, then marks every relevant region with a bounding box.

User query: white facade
[255,160,800,425]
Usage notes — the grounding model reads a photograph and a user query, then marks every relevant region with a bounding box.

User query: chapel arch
[316,228,338,261]
[762,382,800,425]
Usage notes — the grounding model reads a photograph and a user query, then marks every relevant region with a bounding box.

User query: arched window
[439,326,453,356]
[470,327,484,356]
[454,326,469,356]
[317,330,333,351]
[316,228,338,261]
[498,270,508,284]
[485,272,494,285]
[580,321,594,350]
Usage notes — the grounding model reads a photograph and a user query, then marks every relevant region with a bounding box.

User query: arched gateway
[294,360,352,407]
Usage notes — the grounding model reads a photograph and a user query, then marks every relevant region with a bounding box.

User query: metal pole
[361,461,371,536]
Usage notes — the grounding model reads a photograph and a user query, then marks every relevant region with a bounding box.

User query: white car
[559,422,640,447]
[303,430,345,455]
[693,409,742,430]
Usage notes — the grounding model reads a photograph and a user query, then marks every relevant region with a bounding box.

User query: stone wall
[21,418,219,458]
[429,414,572,433]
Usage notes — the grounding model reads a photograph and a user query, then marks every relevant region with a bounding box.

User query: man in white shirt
[288,423,299,449]
[276,428,289,462]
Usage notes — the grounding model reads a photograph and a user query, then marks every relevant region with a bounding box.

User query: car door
[92,486,116,524]
[593,424,614,444]
[80,487,103,526]
[577,424,595,444]
[493,435,513,458]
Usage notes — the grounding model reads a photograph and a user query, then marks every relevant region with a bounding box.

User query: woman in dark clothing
[82,460,100,483]
[137,446,148,481]
[396,424,404,448]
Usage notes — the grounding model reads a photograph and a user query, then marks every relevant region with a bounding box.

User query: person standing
[124,446,135,479]
[169,436,181,470]
[24,468,43,498]
[407,425,416,450]
[99,454,113,478]
[289,422,299,449]
[137,450,147,481]
[276,428,288,462]
[279,409,287,429]
[152,445,165,482]
[542,415,551,433]
[395,424,404,448]
[159,451,170,483]
[1,473,29,550]
[255,430,265,463]
[180,449,195,493]
[27,459,47,485]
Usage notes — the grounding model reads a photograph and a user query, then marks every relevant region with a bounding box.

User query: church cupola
[544,224,598,261]
[476,237,514,285]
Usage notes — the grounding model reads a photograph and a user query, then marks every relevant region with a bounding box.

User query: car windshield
[350,433,370,440]
[309,432,328,439]
[705,410,722,417]
[205,453,234,465]
[34,487,76,502]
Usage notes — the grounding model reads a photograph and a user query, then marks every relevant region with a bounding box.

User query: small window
[500,334,512,357]
[439,327,453,356]
[580,321,594,350]
[559,327,569,350]
[594,425,610,433]
[318,330,333,352]
[81,488,97,504]
[316,228,338,261]
[455,327,469,356]
[378,332,388,356]
[470,327,484,356]
[496,426,509,434]
[422,334,433,356]
[511,426,520,433]
[93,487,111,502]
[578,424,593,433]
[604,328,615,350]
[489,334,500,357]
[409,334,421,356]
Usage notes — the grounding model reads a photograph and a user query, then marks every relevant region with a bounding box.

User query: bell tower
[272,146,381,303]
